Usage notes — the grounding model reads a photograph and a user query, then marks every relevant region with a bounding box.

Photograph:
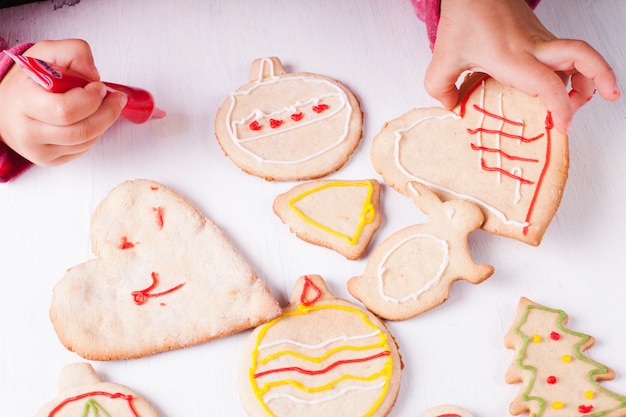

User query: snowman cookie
[215,57,363,181]
[371,72,569,246]
[273,179,382,260]
[50,179,281,360]
[238,275,402,417]
[35,363,160,417]
[348,182,494,320]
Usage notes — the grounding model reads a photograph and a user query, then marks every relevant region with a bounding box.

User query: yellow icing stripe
[258,342,386,366]
[249,303,393,417]
[257,368,390,396]
[288,181,376,245]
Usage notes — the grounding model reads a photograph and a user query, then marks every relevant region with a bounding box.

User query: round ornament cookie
[215,57,363,181]
[35,363,160,417]
[238,275,402,417]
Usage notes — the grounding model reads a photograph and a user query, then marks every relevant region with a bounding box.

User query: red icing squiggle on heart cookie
[131,272,185,305]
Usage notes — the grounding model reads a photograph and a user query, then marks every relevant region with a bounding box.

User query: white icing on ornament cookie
[215,57,363,181]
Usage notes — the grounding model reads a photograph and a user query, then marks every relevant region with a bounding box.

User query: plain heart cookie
[35,362,160,417]
[237,275,402,417]
[273,179,382,260]
[50,179,281,360]
[215,57,363,181]
[371,72,569,246]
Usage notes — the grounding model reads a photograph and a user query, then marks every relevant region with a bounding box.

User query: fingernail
[119,93,128,108]
[613,82,621,97]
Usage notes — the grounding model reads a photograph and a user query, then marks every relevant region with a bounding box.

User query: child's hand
[0,39,127,166]
[423,0,620,134]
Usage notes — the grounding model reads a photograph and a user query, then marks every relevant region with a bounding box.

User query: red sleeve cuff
[411,0,541,51]
[0,40,36,183]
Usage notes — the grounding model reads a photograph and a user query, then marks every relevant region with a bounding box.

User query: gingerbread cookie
[273,179,382,260]
[347,181,494,320]
[35,363,160,417]
[238,275,402,417]
[370,72,569,246]
[50,179,281,360]
[215,57,363,181]
[505,297,626,417]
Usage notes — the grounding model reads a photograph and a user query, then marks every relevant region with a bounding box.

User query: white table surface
[1,0,625,416]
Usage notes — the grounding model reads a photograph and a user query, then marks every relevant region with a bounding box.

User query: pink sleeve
[411,0,541,51]
[1,38,35,183]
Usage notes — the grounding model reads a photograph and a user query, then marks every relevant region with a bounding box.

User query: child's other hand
[423,0,620,134]
[0,39,127,166]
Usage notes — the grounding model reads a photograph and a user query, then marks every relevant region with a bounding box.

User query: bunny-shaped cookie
[347,181,494,320]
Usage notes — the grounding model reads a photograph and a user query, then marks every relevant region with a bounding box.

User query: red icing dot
[291,112,303,121]
[312,104,329,113]
[550,331,561,341]
[579,405,593,414]
[547,376,557,384]
[249,120,262,130]
[269,118,283,128]
[119,237,135,250]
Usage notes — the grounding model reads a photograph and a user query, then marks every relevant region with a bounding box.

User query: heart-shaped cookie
[50,179,281,360]
[371,73,569,246]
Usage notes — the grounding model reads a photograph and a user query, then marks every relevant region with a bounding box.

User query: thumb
[424,53,462,109]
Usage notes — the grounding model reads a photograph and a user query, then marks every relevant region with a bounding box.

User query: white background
[1,0,625,416]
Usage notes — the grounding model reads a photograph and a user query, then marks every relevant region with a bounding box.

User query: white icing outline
[391,112,530,228]
[263,380,387,405]
[258,330,382,351]
[225,58,353,165]
[377,233,450,304]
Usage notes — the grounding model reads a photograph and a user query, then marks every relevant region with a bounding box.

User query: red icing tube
[4,50,165,124]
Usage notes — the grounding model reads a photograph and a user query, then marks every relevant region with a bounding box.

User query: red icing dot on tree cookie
[547,376,557,384]
[270,119,283,128]
[312,104,329,113]
[550,331,561,340]
[291,112,303,121]
[579,405,594,414]
[249,120,262,131]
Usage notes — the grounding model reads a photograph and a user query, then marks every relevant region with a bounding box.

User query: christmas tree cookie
[237,275,402,417]
[35,363,160,417]
[505,297,626,417]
